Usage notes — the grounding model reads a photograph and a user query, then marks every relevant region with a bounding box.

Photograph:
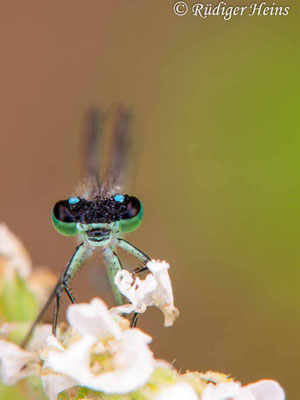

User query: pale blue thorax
[76,221,121,247]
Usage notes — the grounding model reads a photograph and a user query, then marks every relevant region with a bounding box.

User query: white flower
[155,382,198,400]
[113,260,179,326]
[202,380,285,400]
[0,223,31,280]
[45,298,155,394]
[0,340,39,384]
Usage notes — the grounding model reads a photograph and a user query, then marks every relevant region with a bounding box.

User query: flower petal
[155,382,198,400]
[245,380,285,400]
[201,380,285,400]
[202,382,243,400]
[67,298,121,339]
[0,340,38,384]
[46,335,95,375]
[41,370,77,400]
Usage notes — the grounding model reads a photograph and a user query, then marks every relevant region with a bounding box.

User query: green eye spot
[51,200,78,236]
[119,196,143,233]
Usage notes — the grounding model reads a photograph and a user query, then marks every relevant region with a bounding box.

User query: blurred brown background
[0,1,299,398]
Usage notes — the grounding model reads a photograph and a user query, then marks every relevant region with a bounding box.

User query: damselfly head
[51,194,144,238]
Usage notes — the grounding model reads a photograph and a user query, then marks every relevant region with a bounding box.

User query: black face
[52,194,141,225]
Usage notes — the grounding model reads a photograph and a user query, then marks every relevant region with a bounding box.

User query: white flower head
[113,260,179,326]
[202,380,285,400]
[0,223,31,280]
[0,340,39,385]
[45,298,155,394]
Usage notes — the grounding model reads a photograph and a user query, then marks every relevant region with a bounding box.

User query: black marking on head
[58,195,131,224]
[87,227,111,241]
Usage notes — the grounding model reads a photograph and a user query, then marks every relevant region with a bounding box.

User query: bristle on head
[73,177,101,199]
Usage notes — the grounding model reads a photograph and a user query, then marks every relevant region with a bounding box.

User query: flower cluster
[0,225,286,400]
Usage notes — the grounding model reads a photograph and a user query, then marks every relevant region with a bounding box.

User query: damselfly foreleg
[21,243,92,348]
[117,238,151,264]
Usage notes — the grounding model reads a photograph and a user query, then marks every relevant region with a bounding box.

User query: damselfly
[22,106,151,347]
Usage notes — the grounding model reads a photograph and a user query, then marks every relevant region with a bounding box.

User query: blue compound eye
[114,194,125,203]
[68,197,80,204]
